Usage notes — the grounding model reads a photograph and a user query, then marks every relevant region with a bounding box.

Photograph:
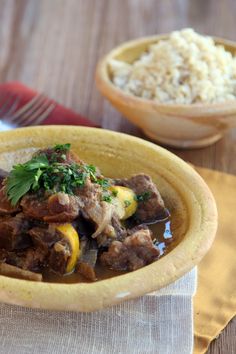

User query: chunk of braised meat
[20,248,46,272]
[100,228,159,271]
[34,148,83,165]
[115,174,168,223]
[124,229,159,263]
[48,239,71,274]
[6,248,46,272]
[126,223,150,236]
[29,225,62,252]
[0,213,32,250]
[97,215,127,247]
[29,224,72,274]
[21,192,80,222]
[45,193,79,222]
[1,221,71,275]
[76,238,98,281]
[0,187,20,215]
[0,168,8,188]
[76,178,129,245]
[20,193,49,219]
[0,249,8,262]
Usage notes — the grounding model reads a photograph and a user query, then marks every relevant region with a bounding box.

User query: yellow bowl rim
[0,126,218,312]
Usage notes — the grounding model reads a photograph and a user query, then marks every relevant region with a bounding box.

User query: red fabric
[0,81,99,127]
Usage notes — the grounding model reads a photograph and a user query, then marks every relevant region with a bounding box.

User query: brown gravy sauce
[44,217,175,284]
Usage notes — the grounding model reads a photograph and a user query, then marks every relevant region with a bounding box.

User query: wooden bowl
[0,126,217,311]
[96,35,236,148]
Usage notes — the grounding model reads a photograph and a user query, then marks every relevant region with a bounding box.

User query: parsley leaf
[102,194,113,203]
[24,154,49,170]
[6,155,50,205]
[84,164,97,182]
[6,143,114,206]
[124,200,131,207]
[135,191,151,202]
[54,143,71,151]
[111,189,118,197]
[6,145,73,205]
[96,178,110,188]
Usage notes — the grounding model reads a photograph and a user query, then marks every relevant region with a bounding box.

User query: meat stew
[0,144,173,282]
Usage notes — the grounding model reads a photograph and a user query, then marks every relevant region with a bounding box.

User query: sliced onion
[91,202,114,238]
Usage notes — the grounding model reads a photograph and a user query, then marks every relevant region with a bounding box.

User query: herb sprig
[6,143,134,207]
[6,155,50,205]
[6,144,98,205]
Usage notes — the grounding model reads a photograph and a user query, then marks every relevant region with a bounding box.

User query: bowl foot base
[142,129,223,149]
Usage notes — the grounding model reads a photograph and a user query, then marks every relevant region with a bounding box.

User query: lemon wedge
[109,186,137,220]
[56,223,80,273]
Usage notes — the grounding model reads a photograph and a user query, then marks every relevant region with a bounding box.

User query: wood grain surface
[0,0,235,353]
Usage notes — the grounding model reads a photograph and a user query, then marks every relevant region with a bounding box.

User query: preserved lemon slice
[109,186,137,220]
[56,223,79,273]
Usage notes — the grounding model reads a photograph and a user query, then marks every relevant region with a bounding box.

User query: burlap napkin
[194,167,236,354]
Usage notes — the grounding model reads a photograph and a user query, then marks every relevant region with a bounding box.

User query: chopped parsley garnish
[97,178,110,188]
[54,143,71,151]
[102,194,113,203]
[84,164,97,182]
[6,144,99,205]
[6,143,121,206]
[124,200,131,208]
[111,189,118,197]
[135,191,151,202]
[39,163,88,195]
[49,143,71,163]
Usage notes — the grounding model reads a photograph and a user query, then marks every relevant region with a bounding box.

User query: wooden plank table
[0,0,235,352]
